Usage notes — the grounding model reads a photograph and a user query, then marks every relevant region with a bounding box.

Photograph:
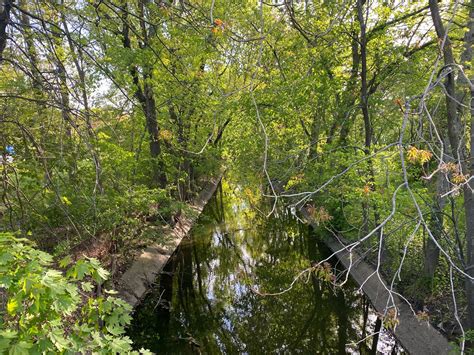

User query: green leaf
[0,330,17,352]
[0,252,14,265]
[61,196,72,206]
[41,270,63,289]
[0,330,17,339]
[109,337,133,353]
[9,341,32,355]
[93,267,109,283]
[81,282,93,292]
[22,278,33,294]
[0,232,136,351]
[59,255,72,268]
[49,329,70,351]
[72,260,90,280]
[105,325,123,337]
[0,274,13,288]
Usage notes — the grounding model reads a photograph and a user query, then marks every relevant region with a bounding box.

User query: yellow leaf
[159,130,173,142]
[61,196,72,206]
[7,298,18,315]
[406,146,432,165]
[97,132,110,140]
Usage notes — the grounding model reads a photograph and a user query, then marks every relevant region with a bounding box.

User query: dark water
[128,182,402,354]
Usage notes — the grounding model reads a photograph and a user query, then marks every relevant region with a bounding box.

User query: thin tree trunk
[424,172,448,280]
[371,317,382,354]
[463,0,474,331]
[19,0,47,143]
[357,0,386,264]
[60,7,103,193]
[337,34,361,144]
[44,11,77,177]
[429,0,474,329]
[308,102,323,159]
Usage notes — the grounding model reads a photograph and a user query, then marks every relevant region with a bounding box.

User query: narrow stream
[128,181,403,354]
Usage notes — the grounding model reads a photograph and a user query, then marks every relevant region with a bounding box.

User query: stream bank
[116,174,223,307]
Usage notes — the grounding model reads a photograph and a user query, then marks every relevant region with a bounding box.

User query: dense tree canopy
[0,0,474,352]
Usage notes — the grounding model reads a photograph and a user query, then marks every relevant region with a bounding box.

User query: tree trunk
[308,102,323,160]
[357,0,386,264]
[60,7,103,193]
[338,34,361,144]
[19,0,47,142]
[121,1,166,188]
[424,171,448,280]
[168,103,190,201]
[0,0,12,61]
[143,80,167,187]
[429,0,474,329]
[463,0,474,331]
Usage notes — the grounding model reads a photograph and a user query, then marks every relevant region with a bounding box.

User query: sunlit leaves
[6,298,19,315]
[159,129,173,142]
[60,196,72,206]
[407,146,433,165]
[452,172,470,185]
[8,341,33,355]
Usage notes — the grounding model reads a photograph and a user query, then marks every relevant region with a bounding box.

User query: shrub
[0,232,149,354]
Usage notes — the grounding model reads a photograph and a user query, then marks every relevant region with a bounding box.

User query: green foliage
[0,233,149,354]
[0,0,472,349]
[449,330,474,354]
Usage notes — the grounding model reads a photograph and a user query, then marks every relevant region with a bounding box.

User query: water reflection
[128,182,402,354]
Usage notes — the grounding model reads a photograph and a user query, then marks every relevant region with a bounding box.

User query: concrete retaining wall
[117,175,223,307]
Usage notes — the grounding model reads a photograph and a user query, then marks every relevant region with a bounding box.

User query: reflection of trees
[129,183,383,353]
[228,220,363,354]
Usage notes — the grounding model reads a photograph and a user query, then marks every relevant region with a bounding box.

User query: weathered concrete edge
[116,173,223,308]
[300,208,451,355]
